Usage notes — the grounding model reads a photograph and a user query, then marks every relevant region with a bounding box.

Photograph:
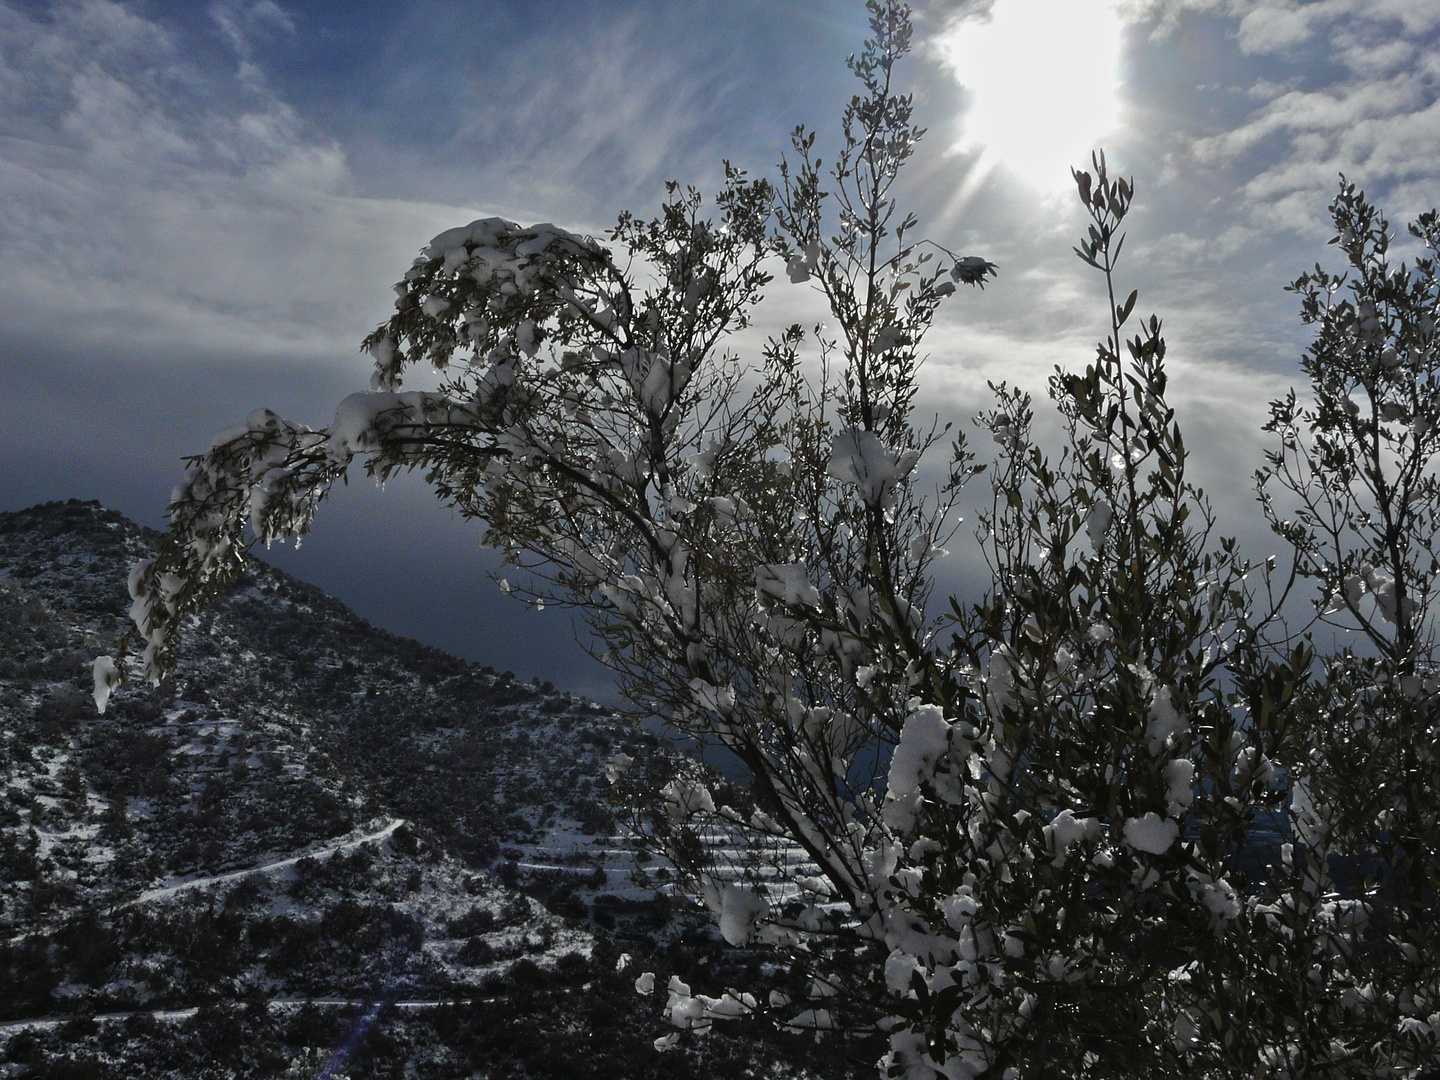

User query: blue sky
[1,0,1437,699]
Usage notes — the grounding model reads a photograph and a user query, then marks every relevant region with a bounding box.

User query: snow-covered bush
[100,3,1440,1076]
[1248,180,1440,1077]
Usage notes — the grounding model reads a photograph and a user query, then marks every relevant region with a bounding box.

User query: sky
[0,0,1437,701]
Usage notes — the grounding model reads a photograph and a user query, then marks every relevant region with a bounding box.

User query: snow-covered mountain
[0,500,864,1079]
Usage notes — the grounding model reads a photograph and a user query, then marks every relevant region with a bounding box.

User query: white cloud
[1127,0,1440,48]
[0,0,476,363]
[0,1,796,368]
[437,9,751,220]
[1120,0,1440,235]
[1233,2,1332,55]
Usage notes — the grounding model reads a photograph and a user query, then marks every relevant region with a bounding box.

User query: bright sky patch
[941,0,1123,193]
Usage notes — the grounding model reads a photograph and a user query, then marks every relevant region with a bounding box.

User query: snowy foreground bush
[100,3,1439,1076]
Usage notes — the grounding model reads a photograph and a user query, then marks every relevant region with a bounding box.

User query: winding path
[124,818,405,907]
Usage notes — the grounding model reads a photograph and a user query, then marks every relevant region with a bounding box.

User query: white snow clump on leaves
[1146,686,1187,755]
[1086,498,1113,552]
[1364,565,1413,625]
[127,558,156,637]
[1290,780,1330,845]
[1045,809,1099,864]
[786,1009,834,1030]
[1087,621,1114,644]
[1123,812,1179,855]
[827,429,920,511]
[92,655,119,714]
[661,779,715,822]
[1163,758,1196,812]
[885,948,920,994]
[621,347,692,416]
[326,392,473,466]
[634,971,656,995]
[604,752,634,784]
[755,563,821,608]
[368,334,397,368]
[951,255,996,285]
[328,393,406,462]
[1199,878,1241,922]
[661,972,758,1038]
[666,975,708,1031]
[883,704,951,832]
[786,241,820,283]
[707,882,770,947]
[688,679,737,717]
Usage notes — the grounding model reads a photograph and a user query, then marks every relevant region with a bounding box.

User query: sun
[939,0,1123,194]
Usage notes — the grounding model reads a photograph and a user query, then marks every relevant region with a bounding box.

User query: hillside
[0,500,868,1079]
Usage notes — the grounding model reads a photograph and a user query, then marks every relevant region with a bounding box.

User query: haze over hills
[0,500,864,1079]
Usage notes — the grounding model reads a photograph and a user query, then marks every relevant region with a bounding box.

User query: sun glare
[941,0,1123,194]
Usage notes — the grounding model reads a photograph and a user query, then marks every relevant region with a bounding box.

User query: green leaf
[1117,289,1138,326]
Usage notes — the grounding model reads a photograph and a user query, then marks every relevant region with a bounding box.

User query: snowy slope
[0,501,866,1080]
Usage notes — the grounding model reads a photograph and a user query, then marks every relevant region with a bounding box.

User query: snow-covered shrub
[1250,180,1440,1078]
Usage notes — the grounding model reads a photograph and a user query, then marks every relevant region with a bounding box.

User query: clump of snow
[92,655,119,714]
[983,646,1018,718]
[1163,758,1196,813]
[1363,565,1414,625]
[755,562,820,608]
[1045,809,1098,864]
[209,424,250,450]
[1123,812,1179,855]
[127,558,155,635]
[422,217,520,259]
[368,334,397,368]
[634,970,656,995]
[603,752,634,784]
[827,429,920,511]
[1086,498,1113,552]
[687,679,737,717]
[714,883,769,947]
[328,392,404,462]
[908,531,948,561]
[1146,686,1186,755]
[1290,780,1330,845]
[658,969,759,1040]
[883,705,951,832]
[1198,878,1240,922]
[885,948,919,994]
[687,438,725,480]
[665,975,704,1029]
[660,779,715,822]
[786,242,819,283]
[786,1008,834,1030]
[951,255,997,285]
[325,392,467,465]
[619,347,692,416]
